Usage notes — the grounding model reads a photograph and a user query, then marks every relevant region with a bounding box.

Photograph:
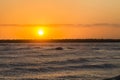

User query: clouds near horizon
[0,0,120,39]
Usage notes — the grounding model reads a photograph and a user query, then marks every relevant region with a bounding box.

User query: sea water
[0,43,120,80]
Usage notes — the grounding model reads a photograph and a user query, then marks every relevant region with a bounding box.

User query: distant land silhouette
[0,39,120,43]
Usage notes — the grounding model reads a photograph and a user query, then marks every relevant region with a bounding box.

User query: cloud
[82,23,120,27]
[0,23,120,27]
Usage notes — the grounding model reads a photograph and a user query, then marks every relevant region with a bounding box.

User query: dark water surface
[0,43,120,80]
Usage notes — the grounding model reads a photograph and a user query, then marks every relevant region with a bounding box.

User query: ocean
[0,43,120,80]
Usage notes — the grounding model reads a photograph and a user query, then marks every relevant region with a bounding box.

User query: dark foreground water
[0,43,120,80]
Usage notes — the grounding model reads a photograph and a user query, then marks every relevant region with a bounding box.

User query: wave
[57,75,82,79]
[0,47,31,51]
[103,75,120,80]
[44,58,89,65]
[0,63,40,68]
[0,43,120,80]
[18,78,47,80]
[0,63,118,77]
[92,47,120,51]
[0,56,17,59]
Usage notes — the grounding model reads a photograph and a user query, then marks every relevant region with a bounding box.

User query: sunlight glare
[38,30,44,36]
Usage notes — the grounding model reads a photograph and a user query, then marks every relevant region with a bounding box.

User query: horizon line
[0,39,120,43]
[0,38,120,40]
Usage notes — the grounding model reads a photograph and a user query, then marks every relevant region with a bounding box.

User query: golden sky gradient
[0,0,120,39]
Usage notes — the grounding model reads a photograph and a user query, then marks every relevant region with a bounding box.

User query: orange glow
[0,1,120,39]
[38,30,44,36]
[0,26,120,39]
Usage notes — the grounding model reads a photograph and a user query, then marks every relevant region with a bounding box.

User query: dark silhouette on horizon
[0,39,120,43]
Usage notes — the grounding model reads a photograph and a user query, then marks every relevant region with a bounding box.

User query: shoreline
[0,39,120,43]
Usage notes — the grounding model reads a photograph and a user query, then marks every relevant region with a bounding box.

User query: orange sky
[0,0,120,39]
[0,26,120,39]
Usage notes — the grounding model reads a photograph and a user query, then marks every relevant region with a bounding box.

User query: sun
[38,30,44,36]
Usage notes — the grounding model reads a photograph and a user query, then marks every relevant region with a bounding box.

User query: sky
[0,0,120,39]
